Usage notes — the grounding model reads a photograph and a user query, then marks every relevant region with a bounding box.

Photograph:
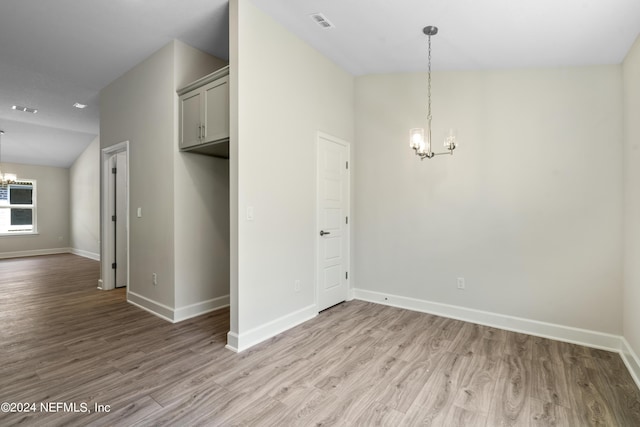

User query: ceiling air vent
[310,13,335,29]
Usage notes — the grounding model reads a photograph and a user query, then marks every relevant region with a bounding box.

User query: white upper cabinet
[178,66,229,157]
[203,77,229,144]
[179,89,203,149]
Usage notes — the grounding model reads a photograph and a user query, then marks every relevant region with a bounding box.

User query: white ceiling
[253,0,640,75]
[1,0,639,167]
[0,0,229,167]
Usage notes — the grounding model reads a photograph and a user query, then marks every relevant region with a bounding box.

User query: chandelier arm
[416,150,435,159]
[416,149,455,159]
[430,150,455,156]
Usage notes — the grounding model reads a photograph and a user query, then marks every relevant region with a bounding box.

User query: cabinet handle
[202,124,205,140]
[198,124,202,141]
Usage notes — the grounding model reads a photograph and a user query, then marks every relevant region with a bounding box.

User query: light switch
[246,206,254,221]
[137,207,142,218]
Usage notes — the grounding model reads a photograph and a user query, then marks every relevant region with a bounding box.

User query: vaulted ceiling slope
[0,0,229,167]
[1,0,639,167]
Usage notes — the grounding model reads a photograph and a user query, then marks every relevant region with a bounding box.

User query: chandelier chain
[427,34,432,122]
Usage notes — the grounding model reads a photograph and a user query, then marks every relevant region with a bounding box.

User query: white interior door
[317,133,350,311]
[114,151,128,288]
[101,141,129,291]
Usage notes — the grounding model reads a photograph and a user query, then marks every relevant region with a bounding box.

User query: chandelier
[0,130,17,185]
[409,26,457,160]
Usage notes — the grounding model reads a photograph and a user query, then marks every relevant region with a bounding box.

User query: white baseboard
[128,291,230,324]
[71,248,100,261]
[353,288,621,352]
[620,337,640,390]
[227,304,317,353]
[0,247,71,259]
[127,291,174,323]
[174,295,230,322]
[226,332,239,352]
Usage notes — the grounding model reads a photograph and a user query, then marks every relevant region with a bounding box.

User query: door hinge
[346,216,348,224]
[111,262,117,269]
[112,167,117,174]
[346,271,348,280]
[111,215,116,222]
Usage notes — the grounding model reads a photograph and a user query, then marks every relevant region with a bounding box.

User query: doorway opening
[100,141,129,291]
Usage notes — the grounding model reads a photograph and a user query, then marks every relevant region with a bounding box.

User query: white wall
[173,41,230,312]
[623,35,640,365]
[0,163,70,256]
[229,0,240,338]
[355,66,624,334]
[229,0,354,349]
[69,136,100,259]
[100,41,177,309]
[100,40,229,320]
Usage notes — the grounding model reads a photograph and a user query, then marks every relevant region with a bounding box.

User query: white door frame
[315,131,351,311]
[100,141,130,291]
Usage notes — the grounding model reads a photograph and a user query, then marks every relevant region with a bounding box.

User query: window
[0,180,36,235]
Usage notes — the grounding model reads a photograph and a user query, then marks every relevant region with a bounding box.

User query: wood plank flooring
[1,254,639,426]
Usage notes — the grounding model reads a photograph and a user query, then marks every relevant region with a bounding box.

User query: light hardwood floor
[1,254,639,426]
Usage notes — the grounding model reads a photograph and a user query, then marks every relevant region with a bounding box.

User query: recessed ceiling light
[11,105,38,114]
[73,102,88,109]
[309,13,335,29]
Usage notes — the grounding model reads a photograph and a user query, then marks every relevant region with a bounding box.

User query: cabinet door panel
[203,77,229,143]
[179,90,202,149]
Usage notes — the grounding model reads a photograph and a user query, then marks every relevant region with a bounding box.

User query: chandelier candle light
[409,26,457,160]
[0,130,17,185]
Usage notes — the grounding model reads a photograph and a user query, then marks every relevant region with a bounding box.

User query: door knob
[320,230,330,236]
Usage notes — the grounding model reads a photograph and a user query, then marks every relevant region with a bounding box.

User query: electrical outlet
[294,280,301,292]
[457,277,466,290]
[152,273,158,286]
